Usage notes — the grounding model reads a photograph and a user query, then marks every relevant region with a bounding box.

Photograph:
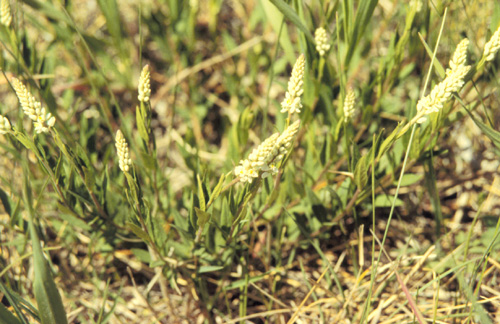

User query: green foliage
[0,0,499,323]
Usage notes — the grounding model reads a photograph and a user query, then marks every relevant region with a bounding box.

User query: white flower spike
[115,130,132,173]
[281,54,305,115]
[138,64,151,103]
[315,27,330,57]
[483,25,500,62]
[12,78,56,134]
[234,121,300,183]
[343,88,356,123]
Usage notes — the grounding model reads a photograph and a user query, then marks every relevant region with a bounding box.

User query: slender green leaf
[23,172,68,324]
[374,195,403,208]
[354,155,369,189]
[207,173,226,207]
[0,302,22,324]
[259,0,296,64]
[195,207,211,228]
[418,33,445,78]
[197,174,206,211]
[126,222,152,244]
[198,265,225,274]
[466,110,500,151]
[268,0,314,43]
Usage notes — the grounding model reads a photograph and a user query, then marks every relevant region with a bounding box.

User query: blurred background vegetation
[0,0,500,323]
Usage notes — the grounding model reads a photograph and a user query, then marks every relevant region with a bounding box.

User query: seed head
[115,130,132,173]
[447,38,469,75]
[343,88,356,123]
[416,64,470,123]
[483,25,500,62]
[138,64,151,103]
[275,120,300,162]
[11,78,56,134]
[281,54,305,115]
[0,0,11,27]
[0,115,11,134]
[234,121,301,183]
[314,27,330,57]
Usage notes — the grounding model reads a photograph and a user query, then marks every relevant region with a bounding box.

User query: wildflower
[416,64,470,123]
[247,133,280,169]
[138,64,151,103]
[275,120,300,162]
[281,54,305,115]
[483,25,500,62]
[0,0,11,27]
[234,121,301,183]
[314,27,330,56]
[447,38,469,74]
[0,115,11,134]
[343,88,356,123]
[11,78,56,134]
[234,159,258,183]
[115,130,132,173]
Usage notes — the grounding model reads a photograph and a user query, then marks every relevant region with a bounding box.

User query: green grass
[1,0,500,323]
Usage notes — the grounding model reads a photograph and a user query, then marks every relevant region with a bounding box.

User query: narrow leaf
[268,0,314,43]
[466,110,500,151]
[197,174,206,211]
[195,207,211,228]
[23,172,68,324]
[0,302,22,324]
[126,222,151,244]
[354,155,369,189]
[207,174,226,207]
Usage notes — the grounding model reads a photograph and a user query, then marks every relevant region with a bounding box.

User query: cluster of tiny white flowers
[275,120,300,160]
[447,38,469,74]
[115,130,132,173]
[0,115,11,134]
[281,54,305,115]
[343,88,356,123]
[0,0,11,27]
[12,78,56,134]
[314,27,330,56]
[483,25,500,62]
[315,27,331,57]
[416,40,471,123]
[234,120,300,183]
[138,64,151,103]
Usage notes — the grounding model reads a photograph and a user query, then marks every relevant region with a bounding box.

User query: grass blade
[0,302,22,324]
[268,0,314,43]
[22,169,68,324]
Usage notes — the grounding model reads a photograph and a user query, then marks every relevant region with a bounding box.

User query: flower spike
[281,54,305,115]
[12,78,56,134]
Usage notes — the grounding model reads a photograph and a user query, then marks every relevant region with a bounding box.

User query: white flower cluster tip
[483,25,500,62]
[416,39,471,123]
[115,130,132,173]
[138,64,151,103]
[281,54,305,115]
[234,120,300,183]
[343,88,356,123]
[447,38,469,74]
[314,27,330,57]
[0,0,11,27]
[0,115,11,134]
[12,78,56,134]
